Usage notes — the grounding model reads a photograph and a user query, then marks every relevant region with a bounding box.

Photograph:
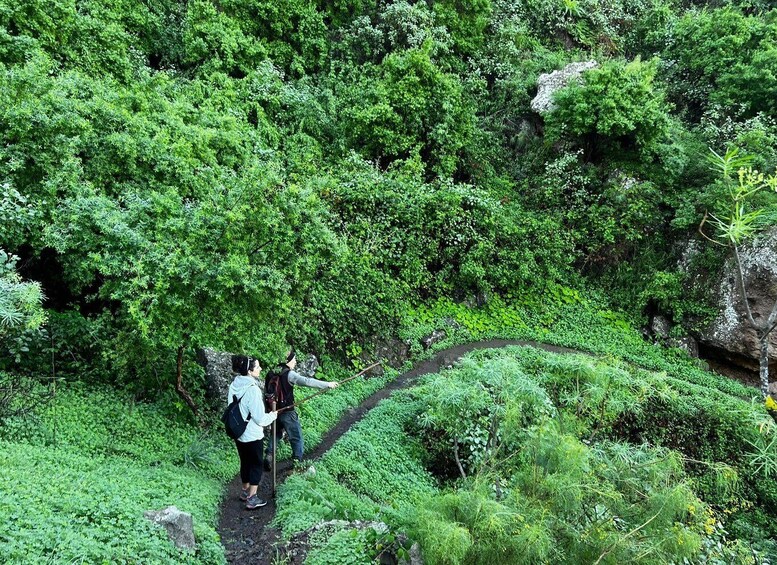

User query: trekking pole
[271,399,277,498]
[278,361,382,413]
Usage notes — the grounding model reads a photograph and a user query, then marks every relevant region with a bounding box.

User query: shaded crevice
[697,341,773,390]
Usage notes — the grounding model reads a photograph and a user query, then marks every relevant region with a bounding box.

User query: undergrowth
[400,287,757,401]
[0,386,229,563]
[2,288,774,563]
[0,360,398,563]
[275,346,776,564]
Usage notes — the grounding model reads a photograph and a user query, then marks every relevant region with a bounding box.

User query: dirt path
[217,340,578,564]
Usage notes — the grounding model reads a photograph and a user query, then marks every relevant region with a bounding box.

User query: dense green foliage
[0,250,48,420]
[3,0,776,387]
[0,249,45,361]
[546,57,670,156]
[275,346,776,564]
[0,385,231,563]
[3,0,777,562]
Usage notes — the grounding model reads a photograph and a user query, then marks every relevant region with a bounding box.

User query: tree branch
[453,437,467,480]
[593,502,667,565]
[175,344,202,425]
[250,238,273,256]
[732,245,758,328]
[697,212,727,247]
[762,296,777,338]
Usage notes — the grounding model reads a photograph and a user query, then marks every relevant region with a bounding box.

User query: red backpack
[264,366,291,410]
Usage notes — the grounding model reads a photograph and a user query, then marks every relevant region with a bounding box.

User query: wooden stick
[278,362,382,413]
[271,400,277,497]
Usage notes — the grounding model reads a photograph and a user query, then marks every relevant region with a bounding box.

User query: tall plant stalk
[701,148,777,399]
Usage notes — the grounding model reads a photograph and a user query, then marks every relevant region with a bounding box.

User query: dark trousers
[266,410,304,460]
[235,438,264,486]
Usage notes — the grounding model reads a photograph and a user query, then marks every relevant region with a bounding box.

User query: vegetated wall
[2,0,777,396]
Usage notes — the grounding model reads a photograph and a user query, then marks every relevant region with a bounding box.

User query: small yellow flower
[765,396,777,411]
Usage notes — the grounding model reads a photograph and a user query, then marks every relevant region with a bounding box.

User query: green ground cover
[275,346,776,564]
[401,287,757,400]
[0,364,397,564]
[0,385,230,563]
[1,293,774,563]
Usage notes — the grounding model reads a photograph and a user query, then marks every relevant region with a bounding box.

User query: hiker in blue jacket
[264,349,337,470]
[227,355,277,510]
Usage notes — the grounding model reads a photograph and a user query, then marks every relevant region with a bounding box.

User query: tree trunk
[732,244,774,399]
[760,333,770,399]
[175,344,202,425]
[453,437,467,480]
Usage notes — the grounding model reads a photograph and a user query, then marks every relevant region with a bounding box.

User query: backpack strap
[279,367,291,404]
[235,389,254,422]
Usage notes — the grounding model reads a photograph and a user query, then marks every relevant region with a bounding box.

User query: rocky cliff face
[696,229,777,374]
[531,60,599,114]
[196,347,236,404]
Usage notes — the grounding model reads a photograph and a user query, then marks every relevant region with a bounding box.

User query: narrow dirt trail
[217,339,578,564]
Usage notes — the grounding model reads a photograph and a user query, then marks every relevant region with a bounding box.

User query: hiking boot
[245,495,267,510]
[263,457,272,472]
[239,488,249,502]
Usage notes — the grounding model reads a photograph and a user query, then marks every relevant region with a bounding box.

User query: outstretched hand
[328,382,339,389]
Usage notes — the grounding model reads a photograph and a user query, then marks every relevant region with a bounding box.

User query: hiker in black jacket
[264,349,337,469]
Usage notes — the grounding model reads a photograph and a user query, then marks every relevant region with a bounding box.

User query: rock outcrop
[196,347,236,403]
[197,349,321,401]
[421,329,447,350]
[531,61,599,114]
[296,354,320,378]
[144,506,195,551]
[359,337,412,377]
[696,229,777,373]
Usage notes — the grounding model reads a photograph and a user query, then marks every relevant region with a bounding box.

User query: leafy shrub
[665,7,777,119]
[514,0,655,51]
[409,349,769,564]
[321,161,573,299]
[304,525,376,565]
[274,335,774,563]
[0,250,45,347]
[415,356,556,473]
[337,47,477,178]
[182,0,327,77]
[0,0,181,79]
[546,57,670,157]
[431,0,492,56]
[0,250,50,421]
